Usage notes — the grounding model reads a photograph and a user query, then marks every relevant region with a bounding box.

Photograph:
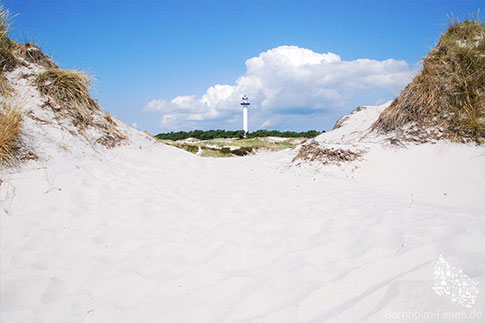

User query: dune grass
[292,142,361,165]
[0,6,19,73]
[0,104,22,165]
[37,67,126,147]
[1,5,125,151]
[0,6,14,96]
[0,72,11,97]
[373,18,485,142]
[16,42,57,68]
[37,67,99,127]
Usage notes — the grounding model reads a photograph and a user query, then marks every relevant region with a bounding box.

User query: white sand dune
[1,64,484,322]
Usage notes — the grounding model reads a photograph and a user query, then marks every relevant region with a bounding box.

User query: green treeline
[155,129,323,141]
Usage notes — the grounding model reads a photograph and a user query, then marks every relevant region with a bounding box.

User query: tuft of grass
[15,43,57,68]
[292,142,361,165]
[37,67,99,127]
[0,104,22,165]
[373,17,485,142]
[0,5,9,35]
[0,6,16,96]
[0,6,124,149]
[0,72,12,97]
[36,66,126,147]
[104,113,116,125]
[37,67,126,147]
[0,6,19,72]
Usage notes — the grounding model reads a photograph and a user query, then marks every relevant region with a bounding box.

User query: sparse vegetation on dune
[1,6,55,74]
[292,142,361,165]
[0,6,14,96]
[0,6,18,73]
[36,68,126,147]
[0,5,126,151]
[16,42,57,68]
[0,7,21,166]
[37,67,98,126]
[0,72,11,97]
[373,17,485,143]
[160,136,303,157]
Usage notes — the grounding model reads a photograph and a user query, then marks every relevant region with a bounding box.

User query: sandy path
[1,143,484,322]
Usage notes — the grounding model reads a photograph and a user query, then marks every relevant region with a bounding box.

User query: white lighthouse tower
[241,95,250,138]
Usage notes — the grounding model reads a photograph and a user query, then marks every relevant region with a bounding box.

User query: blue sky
[3,0,483,133]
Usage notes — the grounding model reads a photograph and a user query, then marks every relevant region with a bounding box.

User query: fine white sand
[1,64,484,322]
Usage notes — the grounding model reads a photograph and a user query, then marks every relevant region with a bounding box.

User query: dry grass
[0,6,19,72]
[0,72,12,97]
[1,6,56,74]
[0,104,22,165]
[15,43,57,68]
[0,5,8,35]
[37,67,126,147]
[292,142,361,165]
[1,6,125,152]
[333,106,366,130]
[373,18,485,143]
[104,112,116,125]
[37,67,99,127]
[0,6,15,96]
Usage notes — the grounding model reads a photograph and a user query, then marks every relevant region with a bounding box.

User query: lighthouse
[241,95,250,138]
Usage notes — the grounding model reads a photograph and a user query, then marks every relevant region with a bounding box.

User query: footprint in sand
[41,277,66,304]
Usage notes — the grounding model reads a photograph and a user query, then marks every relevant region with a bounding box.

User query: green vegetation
[200,148,229,158]
[373,16,485,142]
[159,136,305,157]
[155,129,322,141]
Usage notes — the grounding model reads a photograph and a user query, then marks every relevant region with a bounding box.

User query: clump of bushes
[373,17,485,142]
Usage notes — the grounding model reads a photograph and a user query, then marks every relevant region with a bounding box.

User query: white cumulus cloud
[144,45,415,131]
